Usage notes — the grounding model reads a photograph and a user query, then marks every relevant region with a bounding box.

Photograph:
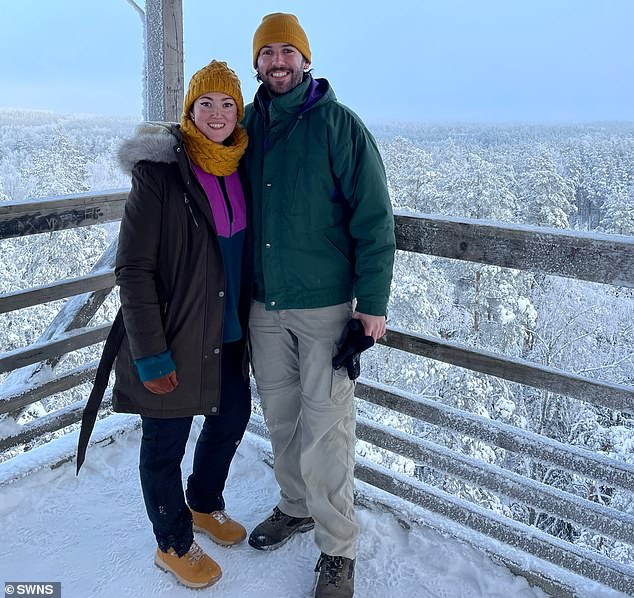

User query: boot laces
[212,510,228,524]
[186,542,205,564]
[270,507,284,522]
[316,554,345,587]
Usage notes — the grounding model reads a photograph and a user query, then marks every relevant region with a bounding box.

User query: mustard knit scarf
[180,118,248,176]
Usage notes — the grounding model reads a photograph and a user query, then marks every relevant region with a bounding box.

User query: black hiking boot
[314,552,355,597]
[248,506,315,551]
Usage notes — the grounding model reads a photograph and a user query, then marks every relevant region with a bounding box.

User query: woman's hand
[143,371,179,394]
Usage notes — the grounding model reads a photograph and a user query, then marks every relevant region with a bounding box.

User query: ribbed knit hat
[182,60,244,122]
[252,13,311,68]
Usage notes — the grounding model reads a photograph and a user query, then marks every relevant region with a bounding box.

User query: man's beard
[259,67,305,96]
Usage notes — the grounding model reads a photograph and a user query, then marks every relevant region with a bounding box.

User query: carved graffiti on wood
[0,207,105,239]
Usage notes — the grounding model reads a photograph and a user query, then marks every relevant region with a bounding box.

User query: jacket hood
[252,75,334,121]
[301,77,331,112]
[118,122,180,174]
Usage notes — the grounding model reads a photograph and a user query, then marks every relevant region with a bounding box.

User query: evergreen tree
[600,182,634,235]
[516,149,576,228]
[29,127,88,197]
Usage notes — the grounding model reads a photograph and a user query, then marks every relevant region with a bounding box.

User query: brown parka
[112,123,251,418]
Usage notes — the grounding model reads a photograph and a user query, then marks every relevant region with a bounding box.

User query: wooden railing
[1,191,633,596]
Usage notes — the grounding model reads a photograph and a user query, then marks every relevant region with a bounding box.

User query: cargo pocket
[330,358,355,405]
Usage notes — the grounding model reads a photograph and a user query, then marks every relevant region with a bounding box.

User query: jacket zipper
[218,177,234,237]
[286,114,303,140]
[184,193,199,228]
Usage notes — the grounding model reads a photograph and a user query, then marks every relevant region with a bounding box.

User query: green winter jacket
[243,75,395,316]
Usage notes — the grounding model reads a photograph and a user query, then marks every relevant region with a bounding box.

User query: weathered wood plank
[2,239,117,413]
[0,361,99,415]
[394,211,634,288]
[0,395,111,453]
[355,458,634,596]
[356,418,634,545]
[356,380,634,491]
[0,324,110,375]
[145,0,183,122]
[0,190,127,240]
[0,272,115,314]
[3,196,631,291]
[379,327,634,411]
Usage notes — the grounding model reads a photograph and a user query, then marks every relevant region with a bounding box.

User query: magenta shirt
[191,164,246,238]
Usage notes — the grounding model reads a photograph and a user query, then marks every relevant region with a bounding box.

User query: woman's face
[190,92,238,144]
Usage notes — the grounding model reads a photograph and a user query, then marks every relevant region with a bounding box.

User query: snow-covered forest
[372,122,634,568]
[1,109,633,571]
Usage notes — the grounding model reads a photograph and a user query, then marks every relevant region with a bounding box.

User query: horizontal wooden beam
[394,212,634,288]
[3,195,631,290]
[0,190,127,240]
[0,361,99,415]
[0,324,110,375]
[0,394,111,453]
[355,380,634,491]
[0,272,115,314]
[357,417,634,545]
[355,458,634,596]
[379,328,634,411]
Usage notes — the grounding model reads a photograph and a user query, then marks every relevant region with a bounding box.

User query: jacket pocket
[291,154,341,232]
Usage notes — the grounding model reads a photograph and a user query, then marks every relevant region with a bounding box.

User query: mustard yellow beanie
[181,60,244,123]
[252,13,311,68]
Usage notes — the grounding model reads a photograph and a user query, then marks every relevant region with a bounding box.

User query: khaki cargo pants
[249,300,359,559]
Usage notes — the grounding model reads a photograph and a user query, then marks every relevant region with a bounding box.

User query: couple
[80,12,395,598]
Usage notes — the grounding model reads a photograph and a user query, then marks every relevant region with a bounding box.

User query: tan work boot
[191,508,247,546]
[155,541,222,588]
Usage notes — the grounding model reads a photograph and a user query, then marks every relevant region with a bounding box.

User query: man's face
[256,42,309,96]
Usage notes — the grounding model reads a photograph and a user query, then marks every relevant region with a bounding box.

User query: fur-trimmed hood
[117,122,179,174]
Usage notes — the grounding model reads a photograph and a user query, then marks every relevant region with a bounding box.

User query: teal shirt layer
[134,350,176,382]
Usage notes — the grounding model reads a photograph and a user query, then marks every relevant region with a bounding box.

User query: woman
[81,61,251,589]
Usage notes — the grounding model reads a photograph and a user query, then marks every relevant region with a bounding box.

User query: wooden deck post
[145,0,184,122]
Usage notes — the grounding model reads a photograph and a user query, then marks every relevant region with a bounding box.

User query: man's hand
[143,371,178,394]
[352,312,386,341]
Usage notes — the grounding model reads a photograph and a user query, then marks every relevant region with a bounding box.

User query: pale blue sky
[1,0,633,124]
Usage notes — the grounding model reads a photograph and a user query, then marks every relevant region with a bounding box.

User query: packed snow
[1,414,629,598]
[0,415,546,598]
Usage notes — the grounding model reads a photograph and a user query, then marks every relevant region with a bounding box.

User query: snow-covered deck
[0,416,623,598]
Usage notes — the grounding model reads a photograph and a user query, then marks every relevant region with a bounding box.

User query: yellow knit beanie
[181,60,244,123]
[179,60,248,176]
[252,13,311,68]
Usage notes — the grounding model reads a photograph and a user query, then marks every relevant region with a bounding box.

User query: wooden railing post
[145,0,184,122]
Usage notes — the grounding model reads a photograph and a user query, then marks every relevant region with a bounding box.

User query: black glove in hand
[332,318,375,380]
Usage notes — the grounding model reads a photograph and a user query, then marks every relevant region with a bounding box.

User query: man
[243,13,395,598]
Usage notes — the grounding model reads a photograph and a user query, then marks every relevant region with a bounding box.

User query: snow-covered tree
[516,149,576,228]
[29,127,88,197]
[428,149,518,221]
[600,182,634,235]
[379,136,436,212]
